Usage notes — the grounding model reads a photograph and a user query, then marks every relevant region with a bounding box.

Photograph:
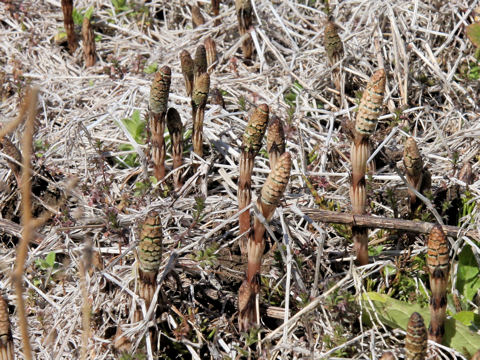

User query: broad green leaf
[362,292,480,356]
[456,245,480,301]
[467,23,480,48]
[453,311,480,329]
[120,110,145,144]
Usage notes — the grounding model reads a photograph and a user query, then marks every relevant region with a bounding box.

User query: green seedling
[456,244,480,302]
[72,6,94,25]
[193,243,219,267]
[116,110,146,168]
[33,252,59,288]
[144,62,158,74]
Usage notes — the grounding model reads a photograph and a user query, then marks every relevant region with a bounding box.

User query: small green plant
[116,110,146,168]
[456,244,480,302]
[111,0,129,13]
[193,196,206,222]
[72,6,94,26]
[33,252,59,287]
[143,62,158,74]
[193,243,219,267]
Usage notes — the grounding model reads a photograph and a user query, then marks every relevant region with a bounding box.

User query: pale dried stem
[238,151,254,255]
[171,131,183,190]
[12,87,38,360]
[193,106,205,158]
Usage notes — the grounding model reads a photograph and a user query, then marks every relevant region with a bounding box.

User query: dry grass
[0,0,479,359]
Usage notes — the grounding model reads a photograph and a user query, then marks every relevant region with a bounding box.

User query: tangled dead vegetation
[1,0,480,359]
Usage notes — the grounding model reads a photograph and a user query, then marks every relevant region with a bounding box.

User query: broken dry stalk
[82,17,96,67]
[137,212,163,309]
[404,137,430,214]
[405,312,427,360]
[166,108,184,191]
[266,116,285,170]
[235,0,253,60]
[204,37,217,73]
[0,296,14,360]
[239,152,292,331]
[149,66,171,181]
[350,69,385,265]
[237,104,269,256]
[324,19,344,92]
[192,72,210,159]
[180,50,194,97]
[61,0,77,53]
[191,5,205,28]
[426,225,449,344]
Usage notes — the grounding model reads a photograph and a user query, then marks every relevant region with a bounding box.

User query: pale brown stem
[82,17,96,67]
[300,208,477,240]
[238,151,254,255]
[13,87,38,360]
[171,132,183,190]
[150,112,166,181]
[61,0,77,53]
[193,106,205,158]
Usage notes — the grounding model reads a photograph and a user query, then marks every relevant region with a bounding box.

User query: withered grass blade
[180,50,194,97]
[82,17,96,67]
[405,312,427,360]
[426,225,449,344]
[192,73,210,159]
[266,116,285,170]
[166,108,184,191]
[149,66,171,181]
[61,0,77,53]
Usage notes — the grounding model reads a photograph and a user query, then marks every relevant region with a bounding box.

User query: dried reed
[238,152,291,331]
[61,0,77,53]
[149,66,171,181]
[350,69,385,265]
[405,312,427,360]
[166,108,184,191]
[426,225,449,344]
[82,17,96,67]
[237,104,269,255]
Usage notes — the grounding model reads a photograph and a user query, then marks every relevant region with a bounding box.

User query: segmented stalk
[0,135,22,185]
[237,104,269,255]
[61,0,77,52]
[82,17,96,67]
[324,19,343,91]
[239,152,291,331]
[427,225,449,344]
[166,108,183,191]
[137,212,163,308]
[149,66,171,181]
[204,37,217,73]
[350,69,385,266]
[266,116,285,170]
[180,50,194,97]
[405,312,427,360]
[191,5,205,28]
[192,73,210,159]
[193,45,207,83]
[403,137,424,211]
[235,0,253,59]
[354,69,386,142]
[0,296,14,360]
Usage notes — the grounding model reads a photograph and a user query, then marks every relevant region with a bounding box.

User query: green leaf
[45,252,56,268]
[457,245,480,301]
[453,311,480,329]
[120,110,145,144]
[72,8,84,25]
[467,23,480,48]
[362,292,480,356]
[144,62,158,74]
[84,6,94,20]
